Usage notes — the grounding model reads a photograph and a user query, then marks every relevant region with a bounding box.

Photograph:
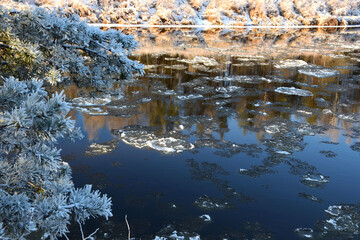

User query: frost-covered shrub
[0,77,112,239]
[0,5,144,88]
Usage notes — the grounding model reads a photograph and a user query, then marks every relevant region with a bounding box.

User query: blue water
[59,29,360,239]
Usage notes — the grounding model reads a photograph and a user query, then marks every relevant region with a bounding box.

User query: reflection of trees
[64,32,360,149]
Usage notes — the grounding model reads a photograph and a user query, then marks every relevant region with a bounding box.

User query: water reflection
[59,28,360,239]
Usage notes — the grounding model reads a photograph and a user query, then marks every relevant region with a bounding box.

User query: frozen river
[59,27,360,239]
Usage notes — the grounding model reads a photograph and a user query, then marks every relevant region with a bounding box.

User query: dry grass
[1,0,360,26]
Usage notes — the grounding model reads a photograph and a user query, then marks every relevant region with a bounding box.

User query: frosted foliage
[6,0,360,26]
[0,78,112,239]
[0,5,144,88]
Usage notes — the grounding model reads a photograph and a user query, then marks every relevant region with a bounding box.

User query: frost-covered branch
[0,78,112,239]
[0,5,144,88]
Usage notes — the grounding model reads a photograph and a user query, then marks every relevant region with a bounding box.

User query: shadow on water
[58,28,360,239]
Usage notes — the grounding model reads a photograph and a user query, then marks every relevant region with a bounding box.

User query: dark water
[60,28,360,240]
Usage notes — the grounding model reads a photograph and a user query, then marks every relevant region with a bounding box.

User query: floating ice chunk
[72,95,111,106]
[322,109,333,115]
[147,137,194,153]
[337,114,358,122]
[155,225,200,240]
[297,110,313,115]
[194,195,232,210]
[298,68,340,78]
[325,205,342,217]
[294,228,313,239]
[164,64,188,70]
[146,73,174,79]
[302,174,329,183]
[264,125,281,134]
[76,107,108,115]
[84,139,119,156]
[276,151,291,155]
[118,127,194,154]
[274,87,313,97]
[211,75,266,84]
[215,86,243,93]
[297,124,315,136]
[274,59,308,68]
[176,94,203,100]
[154,89,176,96]
[199,214,211,222]
[178,56,219,67]
[143,64,159,70]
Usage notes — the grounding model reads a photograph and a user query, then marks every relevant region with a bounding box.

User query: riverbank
[1,0,360,26]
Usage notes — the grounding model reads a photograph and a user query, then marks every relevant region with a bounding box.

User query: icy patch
[117,126,194,154]
[147,137,194,153]
[297,204,360,238]
[298,68,340,78]
[301,174,329,188]
[178,56,219,67]
[274,59,308,68]
[155,225,200,240]
[211,75,268,84]
[274,87,313,97]
[302,174,329,183]
[215,86,244,94]
[297,124,315,136]
[84,139,119,156]
[264,125,282,134]
[176,94,203,101]
[193,195,233,210]
[72,95,111,106]
[199,214,211,222]
[154,89,176,96]
[276,151,291,155]
[337,114,359,122]
[294,228,313,239]
[164,64,188,70]
[146,73,173,79]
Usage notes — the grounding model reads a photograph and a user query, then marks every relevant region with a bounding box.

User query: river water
[59,27,360,240]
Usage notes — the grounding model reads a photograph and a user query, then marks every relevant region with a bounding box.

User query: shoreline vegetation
[1,0,360,27]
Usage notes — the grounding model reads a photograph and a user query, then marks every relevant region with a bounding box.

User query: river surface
[59,28,360,240]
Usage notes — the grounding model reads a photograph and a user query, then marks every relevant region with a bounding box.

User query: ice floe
[274,87,313,97]
[274,59,308,68]
[84,139,119,156]
[72,95,112,106]
[155,225,200,240]
[193,195,233,210]
[294,228,314,239]
[178,56,219,67]
[298,68,340,78]
[116,126,194,154]
[176,94,203,101]
[199,214,211,222]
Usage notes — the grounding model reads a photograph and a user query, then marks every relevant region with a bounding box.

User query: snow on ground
[2,0,360,26]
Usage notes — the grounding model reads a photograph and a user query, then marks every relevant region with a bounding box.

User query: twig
[78,220,85,240]
[78,220,99,240]
[125,214,130,240]
[85,228,99,240]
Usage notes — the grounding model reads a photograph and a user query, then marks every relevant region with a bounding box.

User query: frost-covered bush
[0,77,112,239]
[0,5,144,88]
